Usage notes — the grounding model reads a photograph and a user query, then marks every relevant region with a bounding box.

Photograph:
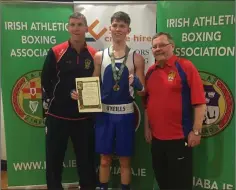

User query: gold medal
[113,84,120,91]
[110,45,130,92]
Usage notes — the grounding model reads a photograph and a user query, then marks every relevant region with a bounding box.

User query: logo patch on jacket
[84,59,91,69]
[168,71,176,81]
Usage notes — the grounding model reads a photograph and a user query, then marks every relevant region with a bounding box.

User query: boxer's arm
[93,51,103,77]
[133,53,145,96]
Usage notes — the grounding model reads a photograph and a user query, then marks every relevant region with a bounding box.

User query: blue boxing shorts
[95,102,135,157]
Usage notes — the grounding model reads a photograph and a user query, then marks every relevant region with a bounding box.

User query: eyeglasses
[152,43,171,49]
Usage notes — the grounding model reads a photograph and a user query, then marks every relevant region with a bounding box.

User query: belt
[102,103,134,114]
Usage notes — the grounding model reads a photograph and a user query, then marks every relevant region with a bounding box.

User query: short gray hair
[152,32,174,44]
[69,12,87,26]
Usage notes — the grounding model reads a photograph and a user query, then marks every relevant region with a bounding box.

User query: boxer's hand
[129,74,143,91]
[129,74,134,86]
[70,89,79,100]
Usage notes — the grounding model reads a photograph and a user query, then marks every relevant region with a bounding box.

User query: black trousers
[45,115,96,190]
[151,137,192,190]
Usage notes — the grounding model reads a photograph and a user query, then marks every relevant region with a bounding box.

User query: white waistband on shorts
[102,103,134,114]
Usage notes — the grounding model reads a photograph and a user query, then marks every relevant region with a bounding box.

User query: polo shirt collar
[68,39,87,51]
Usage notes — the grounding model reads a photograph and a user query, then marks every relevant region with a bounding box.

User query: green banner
[156,1,235,190]
[2,3,154,189]
[1,4,78,187]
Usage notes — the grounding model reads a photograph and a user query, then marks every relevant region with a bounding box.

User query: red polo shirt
[144,55,206,140]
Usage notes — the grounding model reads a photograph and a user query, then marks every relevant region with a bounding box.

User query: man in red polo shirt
[143,32,206,190]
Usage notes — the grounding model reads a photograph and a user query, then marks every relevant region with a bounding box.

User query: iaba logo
[86,19,107,42]
[12,70,44,127]
[200,71,234,137]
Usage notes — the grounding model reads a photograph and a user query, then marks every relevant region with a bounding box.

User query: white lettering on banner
[30,22,68,31]
[109,167,146,177]
[222,184,234,190]
[4,21,68,31]
[167,18,190,28]
[166,15,234,57]
[182,31,222,42]
[21,36,57,44]
[167,15,235,28]
[4,21,70,57]
[63,160,77,168]
[13,160,77,171]
[193,177,234,190]
[10,49,49,57]
[175,46,235,57]
[5,21,28,30]
[192,15,235,26]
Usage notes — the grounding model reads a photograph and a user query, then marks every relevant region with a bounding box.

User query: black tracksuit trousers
[151,137,193,190]
[45,115,96,190]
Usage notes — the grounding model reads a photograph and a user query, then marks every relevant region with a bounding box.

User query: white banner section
[74,2,156,73]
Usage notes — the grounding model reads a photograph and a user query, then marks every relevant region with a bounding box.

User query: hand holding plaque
[75,77,102,112]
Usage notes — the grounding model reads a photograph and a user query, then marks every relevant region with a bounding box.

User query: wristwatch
[192,128,202,136]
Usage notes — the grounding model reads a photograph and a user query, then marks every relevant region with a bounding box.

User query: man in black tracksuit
[41,12,97,190]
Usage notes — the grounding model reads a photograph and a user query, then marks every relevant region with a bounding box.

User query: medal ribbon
[110,45,130,85]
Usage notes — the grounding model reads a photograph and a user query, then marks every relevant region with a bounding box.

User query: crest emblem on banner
[12,70,44,127]
[200,71,234,137]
